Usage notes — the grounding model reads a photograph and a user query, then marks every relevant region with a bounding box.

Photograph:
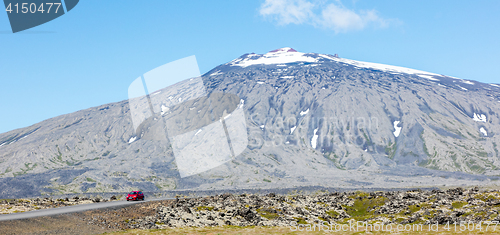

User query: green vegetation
[474,192,500,202]
[385,140,397,159]
[476,151,488,158]
[293,217,307,224]
[326,210,340,218]
[196,206,214,211]
[323,153,346,170]
[256,208,279,220]
[494,143,499,158]
[407,204,422,213]
[360,129,372,145]
[111,171,128,177]
[451,201,467,209]
[343,192,388,221]
[56,146,63,161]
[48,145,79,166]
[467,159,486,174]
[13,163,38,176]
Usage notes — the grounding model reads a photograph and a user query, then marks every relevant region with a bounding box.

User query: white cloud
[260,0,315,25]
[259,0,392,33]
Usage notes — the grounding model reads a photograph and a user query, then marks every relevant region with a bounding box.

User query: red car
[126,191,145,201]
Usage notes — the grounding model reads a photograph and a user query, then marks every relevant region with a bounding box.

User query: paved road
[0,198,172,221]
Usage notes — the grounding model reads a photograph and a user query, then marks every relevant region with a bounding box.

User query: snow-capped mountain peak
[228,48,444,82]
[229,47,317,68]
[269,47,297,53]
[219,48,500,93]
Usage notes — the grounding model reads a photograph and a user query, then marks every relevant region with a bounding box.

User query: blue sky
[0,0,499,134]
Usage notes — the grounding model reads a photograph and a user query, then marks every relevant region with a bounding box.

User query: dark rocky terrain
[84,188,500,230]
[1,188,500,234]
[1,48,500,197]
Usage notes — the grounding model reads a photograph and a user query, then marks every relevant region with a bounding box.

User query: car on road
[126,191,145,201]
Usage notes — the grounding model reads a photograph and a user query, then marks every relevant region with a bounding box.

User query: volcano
[1,48,500,198]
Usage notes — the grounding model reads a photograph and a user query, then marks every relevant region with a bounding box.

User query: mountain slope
[1,48,500,198]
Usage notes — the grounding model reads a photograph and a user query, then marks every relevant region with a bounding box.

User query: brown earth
[0,196,117,214]
[0,200,170,235]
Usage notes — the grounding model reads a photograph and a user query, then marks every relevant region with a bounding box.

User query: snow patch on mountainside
[210,71,223,76]
[19,134,30,140]
[161,105,169,115]
[480,127,488,136]
[319,54,442,81]
[311,128,318,148]
[473,113,487,122]
[393,121,402,137]
[417,74,439,81]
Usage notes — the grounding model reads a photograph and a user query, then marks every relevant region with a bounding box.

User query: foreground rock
[119,188,500,229]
